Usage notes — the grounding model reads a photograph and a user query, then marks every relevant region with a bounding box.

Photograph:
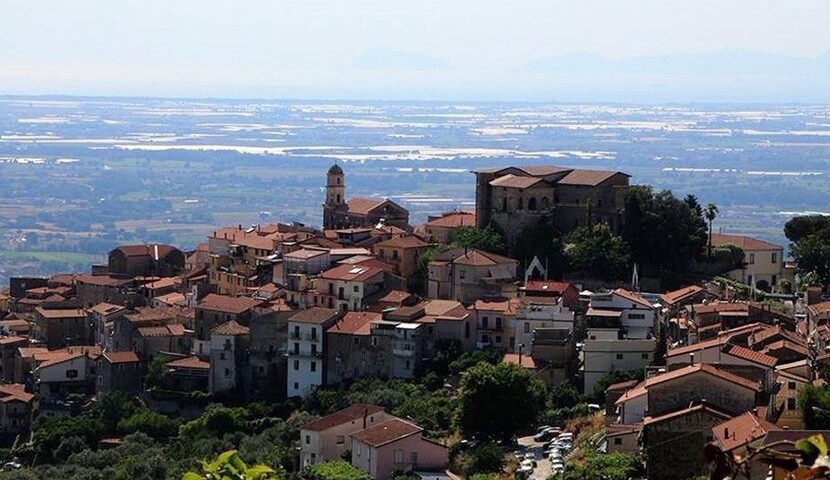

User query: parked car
[552,463,565,474]
[533,428,558,442]
[521,459,537,469]
[523,452,536,461]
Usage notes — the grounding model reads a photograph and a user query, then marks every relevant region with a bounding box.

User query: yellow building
[712,233,784,290]
[373,235,432,283]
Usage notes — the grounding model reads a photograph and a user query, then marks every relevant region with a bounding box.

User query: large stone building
[473,165,630,250]
[322,164,409,230]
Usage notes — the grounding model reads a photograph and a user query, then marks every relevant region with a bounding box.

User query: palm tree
[705,203,719,258]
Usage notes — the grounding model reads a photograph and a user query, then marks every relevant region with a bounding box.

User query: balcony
[287,350,323,358]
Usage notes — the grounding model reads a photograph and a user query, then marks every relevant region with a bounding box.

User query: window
[524,323,530,333]
[502,197,507,211]
[482,316,489,329]
[311,344,318,355]
[224,368,230,377]
[294,326,300,338]
[788,381,797,390]
[749,253,755,264]
[311,361,317,372]
[411,452,418,464]
[495,335,502,344]
[528,197,537,210]
[628,313,646,320]
[614,438,622,445]
[788,398,797,410]
[336,435,345,445]
[394,449,404,464]
[392,250,399,260]
[372,337,379,346]
[66,369,78,379]
[305,435,310,445]
[641,353,649,359]
[459,269,466,279]
[616,353,623,360]
[294,382,299,390]
[294,360,299,370]
[772,252,778,263]
[496,317,502,329]
[405,360,411,369]
[517,197,523,210]
[294,343,300,354]
[311,327,317,340]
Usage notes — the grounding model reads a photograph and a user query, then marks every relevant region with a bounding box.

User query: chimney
[689,352,695,365]
[723,427,729,438]
[238,224,242,230]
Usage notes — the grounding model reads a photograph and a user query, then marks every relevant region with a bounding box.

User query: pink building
[351,418,448,480]
[300,404,392,467]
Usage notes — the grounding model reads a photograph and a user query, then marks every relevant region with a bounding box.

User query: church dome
[327,163,343,175]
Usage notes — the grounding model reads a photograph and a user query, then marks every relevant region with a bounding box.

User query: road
[517,435,553,480]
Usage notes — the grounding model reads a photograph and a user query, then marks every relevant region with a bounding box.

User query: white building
[582,327,656,394]
[515,297,575,355]
[287,307,341,397]
[587,288,657,339]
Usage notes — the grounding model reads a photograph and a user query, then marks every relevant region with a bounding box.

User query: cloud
[351,48,447,71]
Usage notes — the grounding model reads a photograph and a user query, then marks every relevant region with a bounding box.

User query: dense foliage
[301,460,371,480]
[557,452,642,480]
[786,215,830,290]
[182,450,279,480]
[798,384,830,429]
[450,226,504,253]
[564,223,631,280]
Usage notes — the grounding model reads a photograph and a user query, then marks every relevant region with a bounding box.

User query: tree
[302,460,371,480]
[785,215,830,244]
[789,228,830,291]
[182,450,280,480]
[705,203,719,258]
[564,224,630,280]
[560,452,642,480]
[451,226,504,253]
[798,384,830,430]
[458,362,546,440]
[590,370,644,404]
[462,442,505,477]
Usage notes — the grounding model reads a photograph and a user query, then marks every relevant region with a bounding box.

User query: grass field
[0,250,103,264]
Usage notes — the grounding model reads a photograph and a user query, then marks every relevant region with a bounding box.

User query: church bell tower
[323,163,347,229]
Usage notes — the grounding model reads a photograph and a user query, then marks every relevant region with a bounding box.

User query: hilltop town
[1,163,830,480]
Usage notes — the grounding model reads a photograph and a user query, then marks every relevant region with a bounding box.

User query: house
[514,296,575,355]
[583,327,656,394]
[33,307,89,348]
[112,306,190,354]
[769,369,811,429]
[322,164,410,230]
[660,285,719,311]
[209,320,250,395]
[325,312,384,385]
[287,308,342,397]
[473,165,629,251]
[711,233,784,290]
[427,248,518,303]
[391,323,424,379]
[351,417,448,480]
[518,280,580,310]
[108,244,184,277]
[34,348,100,400]
[665,332,778,388]
[97,351,142,396]
[282,249,331,285]
[642,403,731,480]
[614,363,761,424]
[586,288,657,339]
[88,302,127,349]
[194,294,262,355]
[373,236,431,285]
[163,355,209,392]
[709,410,780,480]
[420,212,476,244]
[300,404,392,466]
[314,264,385,312]
[247,303,293,401]
[74,274,140,308]
[605,423,640,454]
[133,323,189,361]
[0,337,28,383]
[468,298,517,350]
[0,384,34,438]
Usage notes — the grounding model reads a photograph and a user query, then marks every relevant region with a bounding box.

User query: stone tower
[322,163,347,229]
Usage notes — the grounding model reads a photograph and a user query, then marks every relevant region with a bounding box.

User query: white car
[552,464,565,474]
[524,452,536,461]
[517,465,533,476]
[521,459,536,469]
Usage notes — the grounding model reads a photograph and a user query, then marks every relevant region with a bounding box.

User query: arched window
[541,197,550,209]
[502,197,507,212]
[337,177,341,185]
[528,197,537,210]
[517,197,523,210]
[336,194,341,203]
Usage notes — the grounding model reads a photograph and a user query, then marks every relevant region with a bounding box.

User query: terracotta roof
[723,344,778,367]
[435,248,516,267]
[320,263,383,282]
[198,294,262,314]
[512,166,573,177]
[712,411,780,452]
[137,324,186,337]
[423,300,467,318]
[661,285,706,305]
[643,402,731,426]
[167,355,210,370]
[212,320,250,336]
[372,290,414,304]
[114,244,178,259]
[711,234,781,251]
[616,363,761,405]
[586,307,622,318]
[125,306,188,324]
[103,351,140,364]
[155,292,187,306]
[49,274,77,286]
[327,312,380,336]
[522,280,574,294]
[303,404,385,432]
[606,379,639,392]
[374,235,430,249]
[558,169,627,186]
[351,418,422,447]
[425,212,476,228]
[503,353,536,369]
[808,300,830,318]
[347,197,385,215]
[89,303,127,316]
[613,288,654,308]
[38,352,86,369]
[470,298,519,314]
[489,174,545,189]
[284,249,328,260]
[762,340,809,359]
[290,307,340,325]
[0,384,34,404]
[144,277,177,291]
[35,307,86,319]
[75,274,132,287]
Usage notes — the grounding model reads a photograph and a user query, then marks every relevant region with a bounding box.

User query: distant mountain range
[519,49,830,77]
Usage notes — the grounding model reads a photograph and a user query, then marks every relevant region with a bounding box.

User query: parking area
[516,435,553,480]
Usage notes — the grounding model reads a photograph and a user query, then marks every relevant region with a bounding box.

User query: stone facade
[322,164,409,230]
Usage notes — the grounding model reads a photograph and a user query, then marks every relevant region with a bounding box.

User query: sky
[2,0,830,102]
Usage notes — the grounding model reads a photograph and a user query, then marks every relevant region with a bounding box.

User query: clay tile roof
[320,264,383,282]
[643,403,731,426]
[167,355,210,370]
[351,418,422,447]
[290,307,340,325]
[514,165,573,177]
[212,320,250,336]
[327,312,381,336]
[35,307,86,319]
[198,294,262,314]
[489,174,545,189]
[808,300,830,317]
[557,169,626,186]
[0,384,34,404]
[423,300,467,318]
[712,411,780,452]
[103,351,140,364]
[285,249,327,260]
[89,303,127,316]
[711,234,781,251]
[616,363,761,405]
[444,248,516,267]
[235,235,277,252]
[0,336,27,346]
[471,298,519,314]
[303,404,385,432]
[723,344,778,367]
[661,285,706,305]
[523,280,574,293]
[115,244,177,259]
[374,235,430,249]
[613,288,654,308]
[503,353,536,369]
[347,197,385,215]
[144,277,177,290]
[425,212,476,228]
[75,274,132,287]
[763,340,809,358]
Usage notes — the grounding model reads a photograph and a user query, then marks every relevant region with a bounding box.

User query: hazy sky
[3,0,830,101]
